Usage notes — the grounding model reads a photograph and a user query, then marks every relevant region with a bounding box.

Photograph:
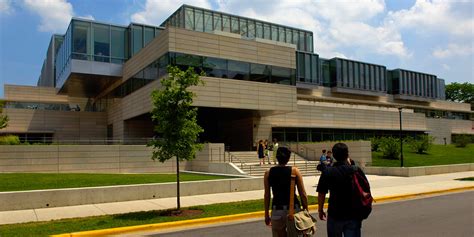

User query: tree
[148,65,204,211]
[0,100,8,129]
[445,82,474,105]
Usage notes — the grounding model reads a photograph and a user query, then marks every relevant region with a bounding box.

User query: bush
[0,135,21,145]
[453,134,471,148]
[370,137,381,151]
[378,137,400,159]
[405,135,434,154]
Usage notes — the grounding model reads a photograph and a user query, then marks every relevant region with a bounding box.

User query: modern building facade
[1,5,472,149]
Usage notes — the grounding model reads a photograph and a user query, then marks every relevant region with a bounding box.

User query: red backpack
[351,166,373,219]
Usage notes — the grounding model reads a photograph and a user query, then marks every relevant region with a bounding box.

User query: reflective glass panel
[72,21,90,59]
[195,9,204,32]
[256,22,263,38]
[185,8,194,30]
[239,18,247,37]
[231,16,239,34]
[144,27,154,46]
[271,25,278,41]
[263,23,271,40]
[132,25,143,55]
[247,20,255,39]
[204,11,213,32]
[250,63,270,82]
[222,15,230,32]
[213,13,222,31]
[111,26,126,63]
[203,57,227,78]
[272,66,292,85]
[278,27,285,42]
[228,60,249,80]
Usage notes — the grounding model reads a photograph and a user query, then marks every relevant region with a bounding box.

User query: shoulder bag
[287,167,317,237]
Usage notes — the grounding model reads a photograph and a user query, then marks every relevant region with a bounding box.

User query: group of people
[257,138,279,166]
[264,143,370,237]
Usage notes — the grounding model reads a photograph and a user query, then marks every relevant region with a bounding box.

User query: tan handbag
[287,167,317,237]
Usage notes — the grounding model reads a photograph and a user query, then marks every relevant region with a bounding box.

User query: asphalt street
[145,191,474,237]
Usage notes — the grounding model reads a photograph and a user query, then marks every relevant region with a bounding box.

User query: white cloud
[386,0,474,38]
[215,0,409,59]
[23,0,73,33]
[131,0,212,25]
[441,64,450,70]
[0,0,13,15]
[433,43,474,59]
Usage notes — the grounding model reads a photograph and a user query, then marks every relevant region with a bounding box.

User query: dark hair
[322,149,326,153]
[332,143,349,162]
[276,147,291,165]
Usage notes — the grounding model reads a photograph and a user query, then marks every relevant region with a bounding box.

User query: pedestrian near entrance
[264,147,309,237]
[317,143,370,237]
[271,138,279,164]
[257,140,265,166]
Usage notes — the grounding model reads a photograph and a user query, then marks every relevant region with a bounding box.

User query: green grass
[456,177,474,181]
[0,173,234,192]
[0,196,319,237]
[371,144,474,167]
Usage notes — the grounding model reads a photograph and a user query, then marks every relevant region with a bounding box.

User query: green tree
[379,137,400,160]
[0,100,8,129]
[445,82,474,105]
[148,65,204,211]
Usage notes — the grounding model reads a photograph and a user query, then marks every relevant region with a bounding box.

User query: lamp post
[398,107,404,167]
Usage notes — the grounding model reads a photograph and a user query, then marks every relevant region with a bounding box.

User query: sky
[0,0,473,97]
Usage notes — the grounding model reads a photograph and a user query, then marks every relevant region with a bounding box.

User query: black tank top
[268,166,300,207]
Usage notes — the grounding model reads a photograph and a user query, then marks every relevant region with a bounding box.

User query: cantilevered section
[161,5,314,52]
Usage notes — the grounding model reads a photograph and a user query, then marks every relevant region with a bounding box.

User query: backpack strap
[288,166,297,220]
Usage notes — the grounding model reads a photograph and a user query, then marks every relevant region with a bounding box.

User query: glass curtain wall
[388,69,438,99]
[163,5,314,52]
[331,58,387,93]
[296,51,319,84]
[130,24,164,56]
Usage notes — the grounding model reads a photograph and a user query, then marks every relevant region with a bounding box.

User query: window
[222,15,230,32]
[271,66,292,85]
[144,27,154,46]
[263,23,271,40]
[72,21,91,59]
[250,63,270,82]
[228,60,249,80]
[256,22,263,38]
[203,57,227,78]
[204,11,213,32]
[278,27,285,42]
[286,30,292,44]
[213,13,222,31]
[132,25,143,56]
[231,16,239,34]
[93,24,109,62]
[271,25,278,41]
[299,32,305,51]
[195,9,204,32]
[247,20,255,39]
[111,26,126,63]
[185,8,194,30]
[239,18,247,37]
[305,54,311,81]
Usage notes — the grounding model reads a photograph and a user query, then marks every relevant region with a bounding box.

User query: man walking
[317,143,370,237]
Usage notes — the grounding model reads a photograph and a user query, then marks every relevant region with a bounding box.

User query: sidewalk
[1,171,473,226]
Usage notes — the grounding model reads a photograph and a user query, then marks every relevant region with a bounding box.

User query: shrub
[378,137,400,159]
[453,134,471,148]
[370,137,381,151]
[405,135,434,154]
[0,135,21,145]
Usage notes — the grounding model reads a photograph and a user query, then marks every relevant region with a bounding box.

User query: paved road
[145,191,474,237]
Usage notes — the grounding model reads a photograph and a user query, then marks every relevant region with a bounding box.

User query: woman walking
[257,140,265,166]
[264,147,309,237]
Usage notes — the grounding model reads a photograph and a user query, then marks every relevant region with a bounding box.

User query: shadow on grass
[113,208,204,221]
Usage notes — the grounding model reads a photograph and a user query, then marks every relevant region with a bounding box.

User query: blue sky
[0,0,473,97]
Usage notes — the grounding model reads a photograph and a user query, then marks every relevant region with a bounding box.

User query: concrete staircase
[228,151,319,177]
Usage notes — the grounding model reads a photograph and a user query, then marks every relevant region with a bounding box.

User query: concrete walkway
[1,171,473,226]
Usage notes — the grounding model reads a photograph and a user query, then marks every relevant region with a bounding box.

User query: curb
[51,186,474,237]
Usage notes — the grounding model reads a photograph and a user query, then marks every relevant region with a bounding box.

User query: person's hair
[332,143,349,162]
[259,140,263,144]
[276,147,291,165]
[273,138,277,142]
[322,149,326,153]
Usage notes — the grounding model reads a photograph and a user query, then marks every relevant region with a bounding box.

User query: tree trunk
[176,155,181,210]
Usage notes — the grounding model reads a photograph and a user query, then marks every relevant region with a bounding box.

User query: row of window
[390,69,439,98]
[414,109,472,120]
[333,58,387,92]
[94,52,297,109]
[163,6,313,52]
[5,102,76,111]
[272,127,424,143]
[296,51,319,84]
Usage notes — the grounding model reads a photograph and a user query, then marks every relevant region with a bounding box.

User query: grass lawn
[371,144,474,167]
[0,196,319,237]
[0,173,234,192]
